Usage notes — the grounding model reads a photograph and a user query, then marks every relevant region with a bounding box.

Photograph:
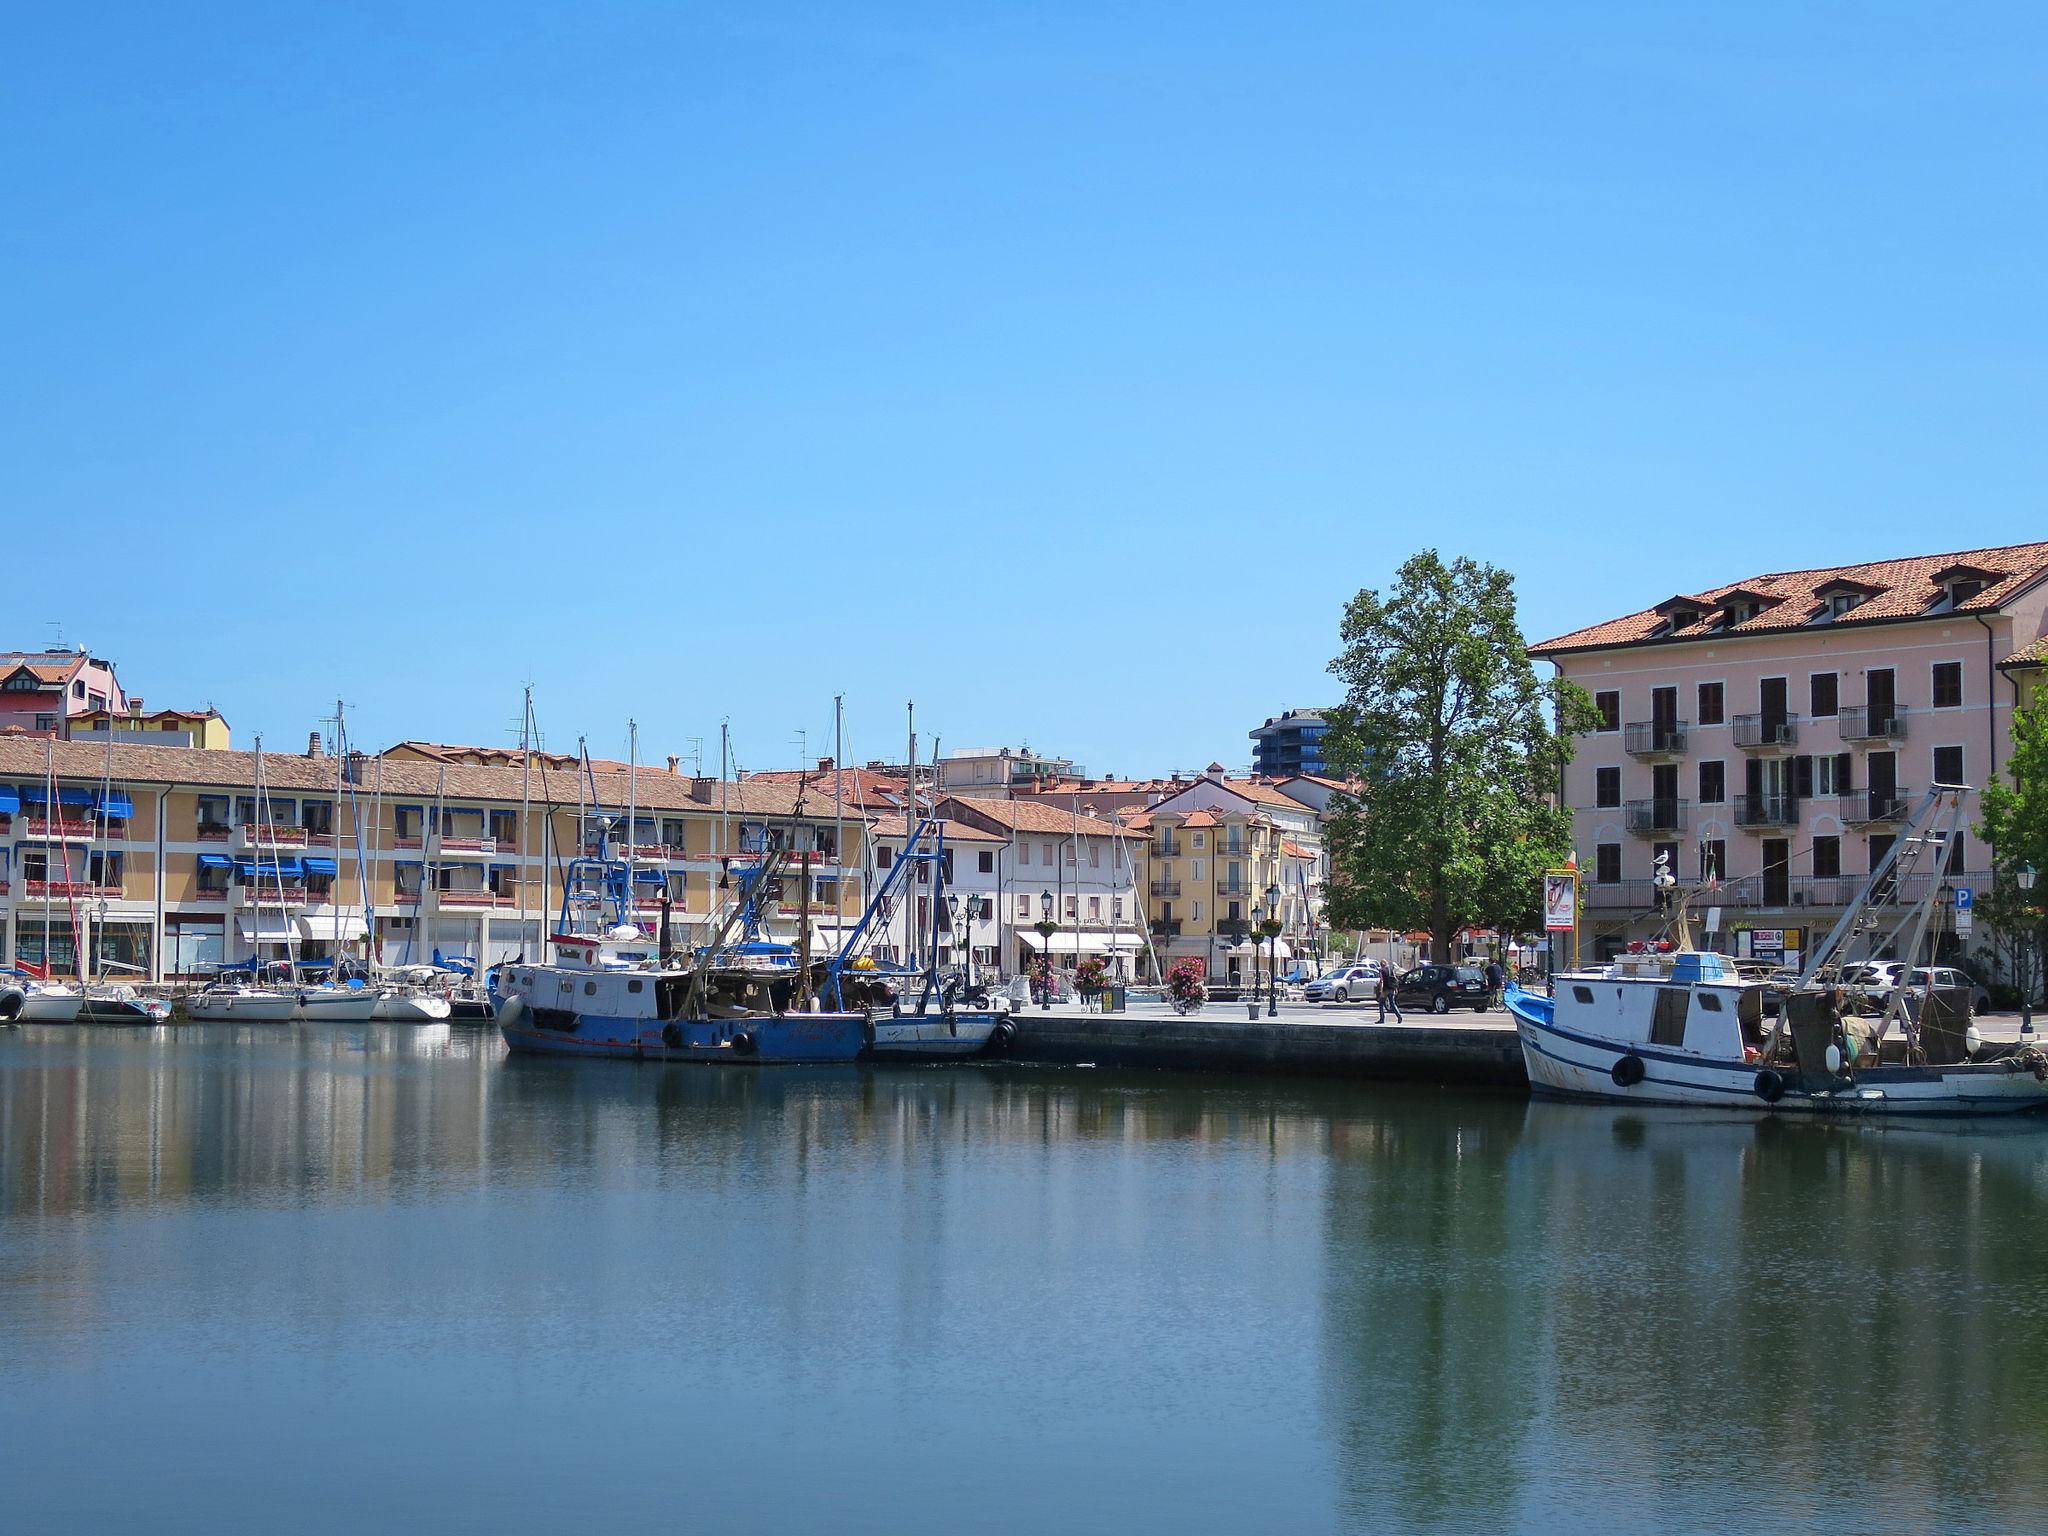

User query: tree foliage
[1321,551,1596,960]
[1978,698,2048,965]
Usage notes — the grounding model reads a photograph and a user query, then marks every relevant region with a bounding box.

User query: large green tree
[1321,551,1596,961]
[1978,698,2048,995]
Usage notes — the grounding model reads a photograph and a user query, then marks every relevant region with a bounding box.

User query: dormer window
[1828,592,1860,617]
[1949,578,1985,607]
[1669,609,1699,631]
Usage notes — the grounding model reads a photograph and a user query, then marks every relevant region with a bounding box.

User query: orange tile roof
[1531,540,2048,655]
[938,795,1140,838]
[2004,635,2048,667]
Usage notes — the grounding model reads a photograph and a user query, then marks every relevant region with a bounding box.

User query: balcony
[434,888,516,908]
[1149,918,1183,938]
[1838,705,1907,742]
[429,833,503,859]
[1623,721,1690,759]
[236,883,314,905]
[238,823,310,852]
[24,880,125,901]
[1841,789,1912,828]
[1623,798,1687,835]
[1733,793,1798,829]
[21,816,96,843]
[1153,843,1182,859]
[1732,714,1799,752]
[1149,879,1181,898]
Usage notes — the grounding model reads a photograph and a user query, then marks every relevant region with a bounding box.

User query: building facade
[0,650,127,737]
[1533,542,2048,966]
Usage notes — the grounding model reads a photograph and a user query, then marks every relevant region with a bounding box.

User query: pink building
[1532,541,2048,966]
[0,650,127,738]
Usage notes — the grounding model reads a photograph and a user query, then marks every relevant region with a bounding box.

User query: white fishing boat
[1507,784,2048,1117]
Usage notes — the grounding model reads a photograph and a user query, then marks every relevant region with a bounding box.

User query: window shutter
[1792,756,1814,799]
[1835,753,1852,793]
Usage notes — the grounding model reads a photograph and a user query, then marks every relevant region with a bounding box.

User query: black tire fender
[731,1031,756,1057]
[1610,1053,1647,1089]
[1753,1068,1786,1104]
[661,1022,683,1050]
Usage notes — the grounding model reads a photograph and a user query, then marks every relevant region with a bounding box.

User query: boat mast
[906,700,915,969]
[626,719,639,931]
[517,686,534,956]
[343,706,377,972]
[719,720,730,876]
[332,701,345,964]
[833,694,845,952]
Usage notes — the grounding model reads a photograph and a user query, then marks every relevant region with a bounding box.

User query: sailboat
[17,738,85,1021]
[293,706,382,1022]
[78,738,171,1022]
[188,737,302,1022]
[1506,784,2048,1116]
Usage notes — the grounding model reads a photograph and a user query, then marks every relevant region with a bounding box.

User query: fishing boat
[1506,785,2048,1117]
[497,750,865,1063]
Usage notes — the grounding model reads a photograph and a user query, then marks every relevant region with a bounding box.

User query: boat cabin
[1555,951,1763,1059]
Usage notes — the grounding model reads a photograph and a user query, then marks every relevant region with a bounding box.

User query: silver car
[1304,963,1380,1003]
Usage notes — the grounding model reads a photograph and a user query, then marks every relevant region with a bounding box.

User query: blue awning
[633,868,668,887]
[234,857,303,878]
[21,785,93,807]
[0,785,17,815]
[302,856,338,876]
[97,790,135,817]
[198,853,232,870]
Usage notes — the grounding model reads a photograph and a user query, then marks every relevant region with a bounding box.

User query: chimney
[690,776,716,804]
[345,750,368,785]
[667,755,681,775]
[817,756,834,773]
[129,696,144,716]
[306,731,325,758]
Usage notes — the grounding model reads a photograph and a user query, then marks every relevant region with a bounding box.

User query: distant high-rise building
[1248,709,1331,778]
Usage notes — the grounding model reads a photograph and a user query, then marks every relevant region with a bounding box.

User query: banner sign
[1543,871,1577,931]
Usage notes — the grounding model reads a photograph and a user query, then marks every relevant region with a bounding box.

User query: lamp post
[1265,880,1282,1016]
[1036,889,1056,1010]
[2021,864,2038,1039]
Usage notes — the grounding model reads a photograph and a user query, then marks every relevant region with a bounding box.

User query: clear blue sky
[7,3,2045,776]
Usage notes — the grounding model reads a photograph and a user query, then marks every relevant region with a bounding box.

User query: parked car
[1393,964,1490,1014]
[1900,966,1992,1016]
[1304,963,1380,1003]
[1834,961,1989,1016]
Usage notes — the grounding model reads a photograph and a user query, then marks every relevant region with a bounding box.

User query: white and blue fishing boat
[1507,785,2048,1117]
[495,817,867,1063]
[821,815,1013,1060]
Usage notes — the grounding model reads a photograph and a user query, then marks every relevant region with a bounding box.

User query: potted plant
[1165,957,1206,1014]
[1075,954,1108,1008]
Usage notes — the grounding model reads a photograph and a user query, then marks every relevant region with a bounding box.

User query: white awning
[1229,940,1295,959]
[297,910,368,942]
[236,913,300,943]
[1017,931,1145,955]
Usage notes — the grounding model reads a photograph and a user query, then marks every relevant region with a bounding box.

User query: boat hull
[1508,991,2048,1117]
[373,993,454,1023]
[869,1010,1008,1059]
[21,990,86,1023]
[296,989,383,1023]
[185,991,300,1022]
[498,997,867,1063]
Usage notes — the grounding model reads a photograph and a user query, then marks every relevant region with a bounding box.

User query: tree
[1321,551,1597,962]
[1978,699,2048,998]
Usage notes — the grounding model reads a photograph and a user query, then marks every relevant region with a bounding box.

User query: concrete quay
[1003,997,1528,1087]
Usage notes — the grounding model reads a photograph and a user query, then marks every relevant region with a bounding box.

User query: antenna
[47,620,64,650]
[685,737,704,777]
[792,728,807,766]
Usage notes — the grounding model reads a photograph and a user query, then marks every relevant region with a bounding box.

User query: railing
[24,880,125,899]
[239,824,310,849]
[22,817,96,839]
[394,889,422,905]
[1624,720,1690,756]
[1732,713,1799,750]
[1838,705,1907,741]
[1623,798,1687,834]
[1733,793,1798,828]
[394,833,424,849]
[435,889,515,907]
[194,884,231,901]
[430,833,501,857]
[1149,919,1183,937]
[1153,843,1182,859]
[1149,880,1181,898]
[237,884,312,905]
[1841,789,1912,827]
[198,824,232,841]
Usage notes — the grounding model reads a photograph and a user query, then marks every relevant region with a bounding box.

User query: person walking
[1375,964,1403,1023]
[1484,957,1506,1011]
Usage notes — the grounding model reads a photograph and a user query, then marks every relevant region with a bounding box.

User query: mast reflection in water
[4,1024,2047,1534]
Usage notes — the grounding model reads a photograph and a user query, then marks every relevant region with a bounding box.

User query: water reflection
[4,1025,2048,1534]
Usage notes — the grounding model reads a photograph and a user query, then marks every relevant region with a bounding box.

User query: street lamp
[2021,864,2038,1039]
[1036,888,1057,1010]
[1265,880,1282,1017]
[948,892,968,991]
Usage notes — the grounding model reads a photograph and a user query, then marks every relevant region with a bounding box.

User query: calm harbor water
[5,1024,2048,1534]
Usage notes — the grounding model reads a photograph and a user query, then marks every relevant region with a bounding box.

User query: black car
[1394,964,1490,1014]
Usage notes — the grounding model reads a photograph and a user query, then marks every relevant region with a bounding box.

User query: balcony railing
[1838,705,1907,742]
[429,833,501,858]
[1623,798,1687,835]
[21,816,96,841]
[1623,720,1690,757]
[237,884,314,905]
[1733,793,1798,828]
[1149,918,1183,937]
[1149,879,1181,898]
[1732,714,1799,750]
[1153,843,1182,859]
[238,824,310,850]
[435,889,516,908]
[1841,789,1912,827]
[24,880,125,900]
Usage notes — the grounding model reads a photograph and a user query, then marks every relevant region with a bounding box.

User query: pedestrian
[1484,957,1506,1010]
[1376,964,1403,1023]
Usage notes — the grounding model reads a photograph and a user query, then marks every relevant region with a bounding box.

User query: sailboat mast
[517,687,533,951]
[626,720,639,930]
[833,694,845,949]
[906,700,915,969]
[332,701,345,961]
[719,721,730,871]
